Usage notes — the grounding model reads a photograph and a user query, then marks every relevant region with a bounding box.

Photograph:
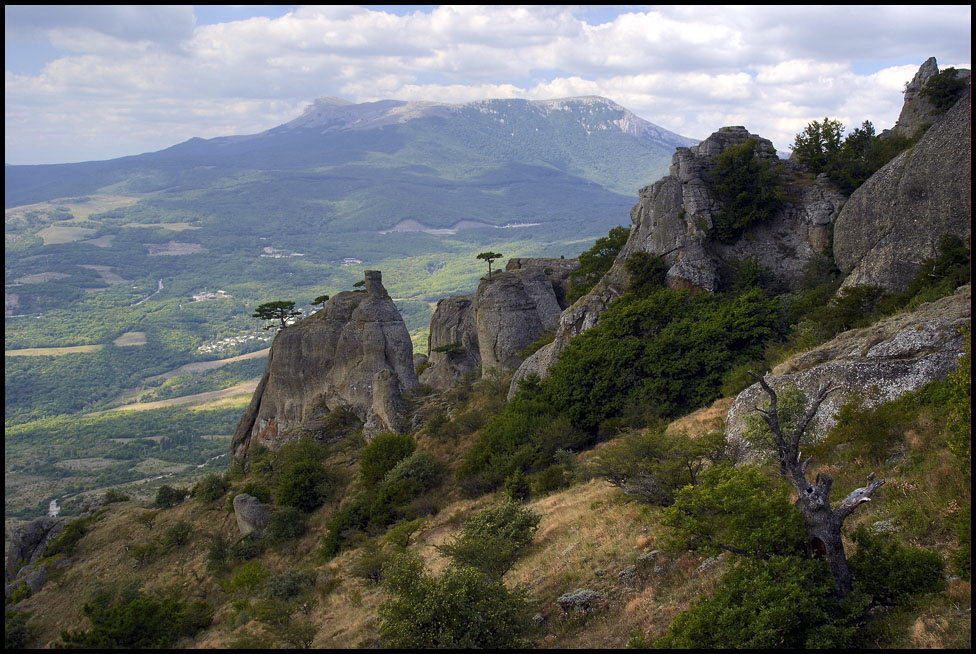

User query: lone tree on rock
[252,301,303,330]
[748,372,884,597]
[477,251,503,279]
[312,294,330,307]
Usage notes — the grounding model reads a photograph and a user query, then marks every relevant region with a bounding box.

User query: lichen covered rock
[233,493,273,537]
[726,285,970,442]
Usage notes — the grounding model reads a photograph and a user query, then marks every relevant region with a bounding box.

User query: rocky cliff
[510,126,847,394]
[231,271,417,456]
[834,70,971,292]
[420,260,579,391]
[726,284,970,443]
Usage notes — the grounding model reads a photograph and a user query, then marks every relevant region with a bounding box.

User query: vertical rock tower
[231,270,418,457]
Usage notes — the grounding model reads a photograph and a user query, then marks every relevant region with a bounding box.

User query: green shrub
[503,470,531,502]
[42,517,92,558]
[162,521,192,550]
[707,138,784,243]
[566,225,630,303]
[193,474,228,502]
[264,570,316,600]
[154,485,189,509]
[229,535,265,562]
[351,542,395,583]
[320,500,369,560]
[206,533,230,573]
[624,251,667,296]
[437,501,540,578]
[102,489,130,504]
[530,465,568,496]
[228,561,270,593]
[663,464,806,558]
[276,460,336,513]
[57,585,211,649]
[239,482,272,505]
[591,430,731,506]
[359,433,416,487]
[265,506,308,540]
[379,552,533,648]
[848,526,946,605]
[129,542,160,567]
[657,557,865,649]
[5,608,32,649]
[369,452,446,528]
[920,67,967,111]
[384,518,425,548]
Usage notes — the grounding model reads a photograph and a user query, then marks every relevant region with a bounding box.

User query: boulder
[556,588,603,613]
[233,494,273,537]
[231,270,418,455]
[726,285,970,443]
[834,78,971,292]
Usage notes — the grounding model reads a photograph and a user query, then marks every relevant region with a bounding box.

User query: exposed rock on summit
[834,68,971,292]
[231,270,417,456]
[420,259,579,391]
[511,126,847,394]
[726,284,970,443]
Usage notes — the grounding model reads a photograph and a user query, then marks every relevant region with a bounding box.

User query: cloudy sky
[5,5,971,165]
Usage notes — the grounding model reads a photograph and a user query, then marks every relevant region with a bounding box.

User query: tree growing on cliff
[252,301,302,330]
[312,294,330,307]
[790,118,844,174]
[476,252,503,279]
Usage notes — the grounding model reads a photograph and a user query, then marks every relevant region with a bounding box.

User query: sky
[4,5,972,165]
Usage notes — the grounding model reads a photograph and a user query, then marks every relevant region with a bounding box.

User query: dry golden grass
[664,396,733,438]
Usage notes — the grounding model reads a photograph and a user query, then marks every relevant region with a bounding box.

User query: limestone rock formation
[233,494,273,537]
[726,284,970,443]
[421,260,578,391]
[5,517,63,584]
[888,57,970,139]
[834,76,971,292]
[510,126,846,394]
[231,270,418,456]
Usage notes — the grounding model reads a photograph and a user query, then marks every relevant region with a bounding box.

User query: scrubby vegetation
[565,225,630,303]
[707,138,784,242]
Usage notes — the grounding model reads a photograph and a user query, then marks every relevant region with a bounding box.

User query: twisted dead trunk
[749,373,884,597]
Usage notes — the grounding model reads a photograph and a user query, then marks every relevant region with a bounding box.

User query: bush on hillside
[359,433,416,487]
[276,460,337,513]
[848,526,946,605]
[566,225,630,303]
[154,485,189,509]
[265,506,308,540]
[657,556,865,649]
[193,474,228,503]
[920,67,968,111]
[368,451,446,528]
[437,501,540,578]
[379,552,533,649]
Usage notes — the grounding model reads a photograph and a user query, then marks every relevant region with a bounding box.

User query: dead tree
[749,372,884,597]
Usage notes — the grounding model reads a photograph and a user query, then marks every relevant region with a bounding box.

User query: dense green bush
[379,552,533,649]
[276,460,336,513]
[566,225,630,303]
[162,521,192,550]
[438,501,540,578]
[529,465,568,496]
[503,470,531,502]
[229,535,266,562]
[663,464,806,558]
[154,485,189,509]
[264,569,316,600]
[4,609,33,649]
[707,138,784,243]
[369,452,446,528]
[265,506,308,540]
[657,556,865,649]
[239,482,273,504]
[193,474,228,502]
[623,251,667,295]
[848,526,946,605]
[228,561,270,593]
[57,585,211,648]
[590,430,731,506]
[359,433,416,487]
[920,67,968,111]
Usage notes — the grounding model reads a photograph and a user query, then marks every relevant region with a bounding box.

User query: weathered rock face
[510,126,847,395]
[834,79,971,293]
[888,57,971,139]
[231,270,418,456]
[726,285,970,443]
[420,261,576,391]
[5,517,63,584]
[233,494,273,537]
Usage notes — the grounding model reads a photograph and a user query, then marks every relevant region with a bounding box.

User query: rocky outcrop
[834,76,971,292]
[5,517,63,584]
[231,270,417,456]
[420,261,578,391]
[726,284,970,443]
[510,126,847,394]
[888,57,971,139]
[233,494,273,537]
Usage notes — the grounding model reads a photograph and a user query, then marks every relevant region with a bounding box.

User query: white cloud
[3,5,971,164]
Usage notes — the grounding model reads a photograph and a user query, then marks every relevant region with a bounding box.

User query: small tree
[312,294,330,307]
[476,252,503,279]
[252,301,302,330]
[748,372,885,597]
[791,118,844,174]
